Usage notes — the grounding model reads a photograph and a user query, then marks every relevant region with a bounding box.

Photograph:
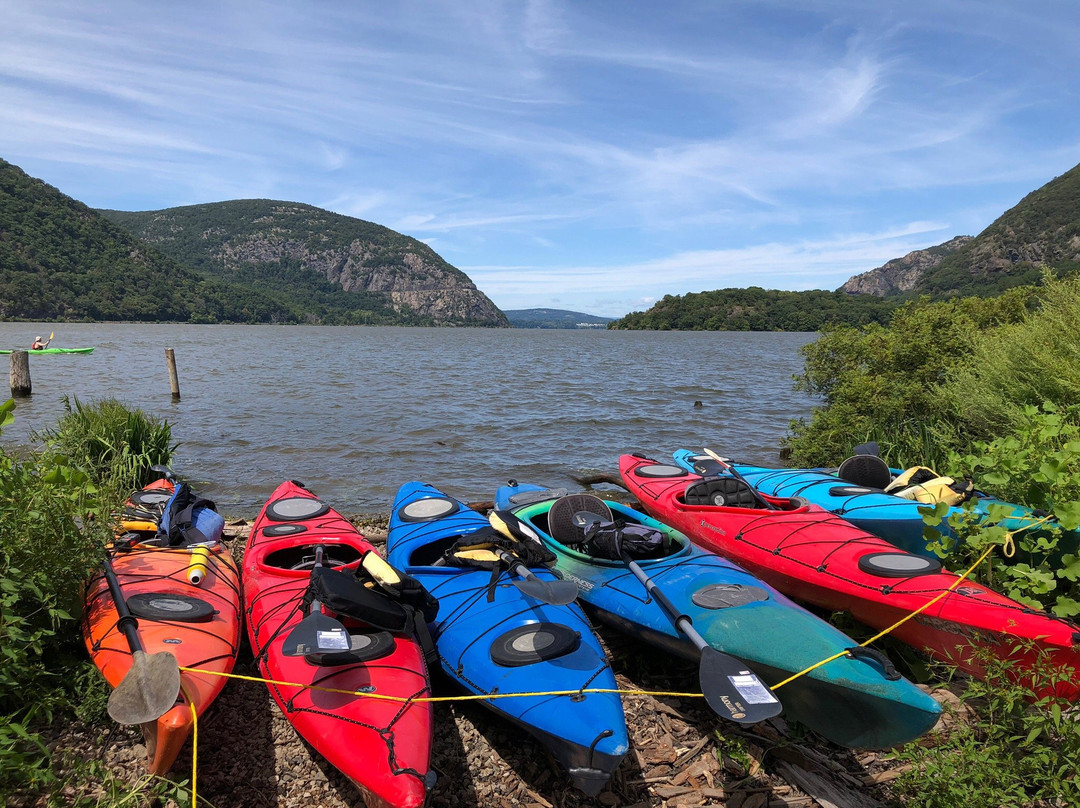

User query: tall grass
[34,396,176,505]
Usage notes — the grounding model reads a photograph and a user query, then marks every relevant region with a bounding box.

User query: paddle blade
[698,649,782,725]
[282,610,350,656]
[512,576,580,606]
[107,650,181,725]
[853,441,880,456]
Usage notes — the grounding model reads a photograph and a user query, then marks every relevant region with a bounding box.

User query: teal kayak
[386,481,629,795]
[495,481,942,749]
[672,449,1077,562]
[1,347,95,355]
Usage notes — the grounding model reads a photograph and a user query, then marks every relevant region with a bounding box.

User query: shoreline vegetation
[5,274,1080,807]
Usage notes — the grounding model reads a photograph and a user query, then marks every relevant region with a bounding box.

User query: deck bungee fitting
[495,481,941,749]
[387,481,629,796]
[672,449,1079,562]
[244,480,435,808]
[83,476,241,775]
[621,453,1080,701]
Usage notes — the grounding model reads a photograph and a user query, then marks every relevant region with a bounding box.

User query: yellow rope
[178,666,706,702]
[180,683,198,808]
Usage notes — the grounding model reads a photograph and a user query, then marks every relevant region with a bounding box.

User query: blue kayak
[495,482,941,749]
[386,481,629,795]
[672,449,1075,560]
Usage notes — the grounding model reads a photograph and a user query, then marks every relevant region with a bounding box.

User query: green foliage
[33,396,175,501]
[786,289,1030,467]
[0,397,173,799]
[944,273,1080,441]
[609,287,899,331]
[894,647,1080,807]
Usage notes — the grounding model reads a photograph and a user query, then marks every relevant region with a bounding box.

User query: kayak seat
[683,476,758,508]
[836,454,893,489]
[548,494,614,547]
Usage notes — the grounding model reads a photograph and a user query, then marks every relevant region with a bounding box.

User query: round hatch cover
[857,552,942,578]
[398,497,458,522]
[306,629,395,666]
[127,592,216,622]
[491,623,581,667]
[262,523,309,537]
[265,497,330,522]
[131,490,172,506]
[634,464,689,478]
[692,583,770,609]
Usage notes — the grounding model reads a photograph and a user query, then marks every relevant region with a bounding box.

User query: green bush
[0,397,175,800]
[893,647,1080,807]
[787,290,1030,468]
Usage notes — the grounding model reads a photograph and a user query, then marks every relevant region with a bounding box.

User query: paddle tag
[729,672,779,705]
[317,628,350,650]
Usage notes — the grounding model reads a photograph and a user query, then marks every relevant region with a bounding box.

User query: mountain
[504,308,615,328]
[0,158,305,323]
[100,201,508,327]
[842,162,1080,297]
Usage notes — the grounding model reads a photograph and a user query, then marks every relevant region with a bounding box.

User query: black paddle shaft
[102,556,144,653]
[624,558,706,651]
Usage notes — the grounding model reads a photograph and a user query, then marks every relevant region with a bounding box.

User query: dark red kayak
[620,454,1080,700]
[244,481,434,808]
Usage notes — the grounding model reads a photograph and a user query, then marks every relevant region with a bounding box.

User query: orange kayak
[83,479,241,774]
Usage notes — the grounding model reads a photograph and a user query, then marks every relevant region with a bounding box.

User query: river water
[0,324,818,516]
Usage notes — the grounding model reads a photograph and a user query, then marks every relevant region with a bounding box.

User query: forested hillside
[610,287,898,331]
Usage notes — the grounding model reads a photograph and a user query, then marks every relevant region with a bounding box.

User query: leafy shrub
[0,397,175,800]
[893,647,1080,807]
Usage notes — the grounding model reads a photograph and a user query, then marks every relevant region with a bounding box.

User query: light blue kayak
[495,481,942,749]
[386,481,629,795]
[672,449,1075,561]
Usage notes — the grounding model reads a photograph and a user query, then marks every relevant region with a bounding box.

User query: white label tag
[730,673,779,704]
[317,629,350,650]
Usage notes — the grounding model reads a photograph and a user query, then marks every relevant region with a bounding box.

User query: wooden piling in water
[166,348,180,400]
[10,350,31,397]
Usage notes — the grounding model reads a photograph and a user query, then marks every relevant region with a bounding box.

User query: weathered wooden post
[165,348,180,400]
[10,350,31,397]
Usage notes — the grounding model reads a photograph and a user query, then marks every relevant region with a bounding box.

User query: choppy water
[0,324,817,516]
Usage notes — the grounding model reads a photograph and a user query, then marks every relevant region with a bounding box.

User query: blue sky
[2,1,1079,317]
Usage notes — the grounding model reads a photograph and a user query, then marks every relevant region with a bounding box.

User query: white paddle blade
[107,650,181,725]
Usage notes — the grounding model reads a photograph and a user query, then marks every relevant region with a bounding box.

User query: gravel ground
[34,515,955,808]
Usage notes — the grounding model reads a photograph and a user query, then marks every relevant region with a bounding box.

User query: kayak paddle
[574,510,782,725]
[283,545,352,656]
[702,448,777,511]
[102,555,181,725]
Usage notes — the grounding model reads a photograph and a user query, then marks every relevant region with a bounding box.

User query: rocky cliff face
[840,236,974,296]
[218,235,508,326]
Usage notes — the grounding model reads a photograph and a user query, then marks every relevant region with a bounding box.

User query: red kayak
[244,481,434,808]
[620,454,1080,700]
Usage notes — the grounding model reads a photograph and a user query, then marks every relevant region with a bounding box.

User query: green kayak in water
[0,347,95,355]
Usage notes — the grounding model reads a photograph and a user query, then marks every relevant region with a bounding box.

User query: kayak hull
[2,347,95,354]
[625,454,1080,701]
[83,481,241,775]
[672,450,1078,561]
[496,482,941,749]
[244,481,433,808]
[387,481,629,795]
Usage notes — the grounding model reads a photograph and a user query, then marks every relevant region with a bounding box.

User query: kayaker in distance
[31,335,50,350]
